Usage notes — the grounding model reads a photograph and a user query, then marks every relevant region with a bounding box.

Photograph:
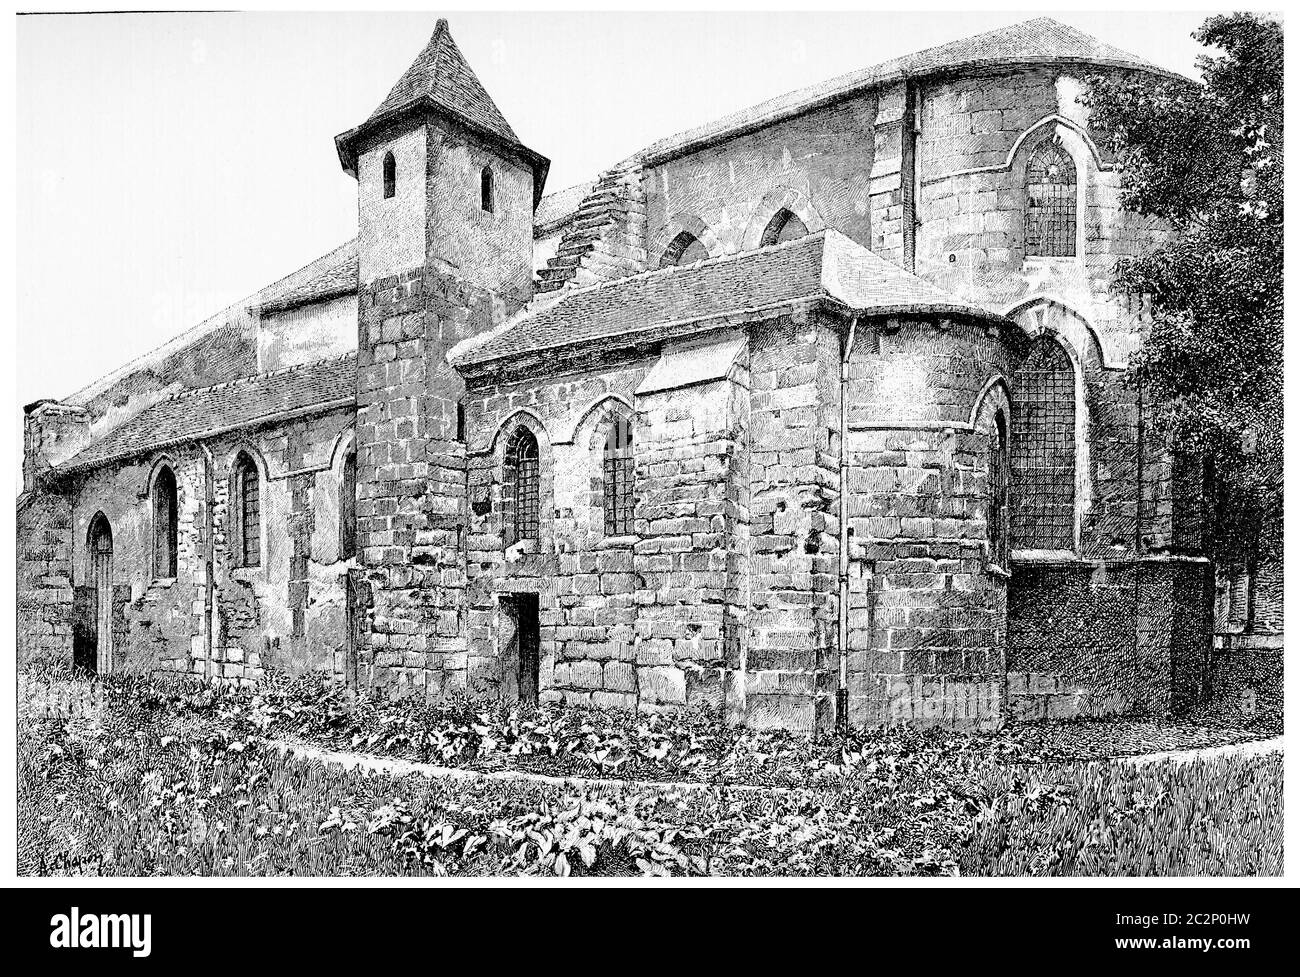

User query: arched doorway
[87,513,114,674]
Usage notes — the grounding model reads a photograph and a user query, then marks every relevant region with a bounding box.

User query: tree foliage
[1083,13,1282,565]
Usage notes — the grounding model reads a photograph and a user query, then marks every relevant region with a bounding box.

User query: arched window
[1011,337,1076,552]
[508,429,540,543]
[988,411,1009,568]
[659,231,710,269]
[760,208,809,247]
[340,450,357,561]
[153,464,178,578]
[83,512,114,674]
[233,452,261,567]
[1024,140,1077,257]
[603,415,634,536]
[481,166,494,213]
[382,151,397,199]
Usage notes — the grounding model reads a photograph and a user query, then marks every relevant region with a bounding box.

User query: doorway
[88,513,113,674]
[501,593,540,706]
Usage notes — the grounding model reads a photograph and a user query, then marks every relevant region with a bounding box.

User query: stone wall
[1207,634,1283,721]
[40,405,356,683]
[570,64,1208,731]
[463,354,654,708]
[641,96,876,265]
[16,55,1243,731]
[913,68,1173,367]
[744,314,838,729]
[353,99,545,300]
[842,316,1016,730]
[16,491,75,669]
[633,341,750,716]
[1007,557,1214,720]
[425,119,537,303]
[461,330,761,719]
[536,163,647,294]
[868,81,918,267]
[1206,506,1282,722]
[358,126,429,285]
[258,295,358,373]
[354,265,521,697]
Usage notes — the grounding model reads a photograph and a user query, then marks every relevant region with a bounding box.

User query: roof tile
[368,18,519,145]
[454,230,1005,367]
[60,355,357,472]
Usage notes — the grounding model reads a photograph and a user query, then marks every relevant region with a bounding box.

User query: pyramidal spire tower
[335,19,549,696]
[336,17,549,297]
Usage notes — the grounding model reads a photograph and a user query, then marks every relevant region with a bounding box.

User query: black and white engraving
[15,11,1283,879]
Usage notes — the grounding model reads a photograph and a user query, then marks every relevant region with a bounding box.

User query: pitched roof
[334,19,549,204]
[59,355,357,473]
[65,239,358,408]
[634,17,1173,165]
[259,247,359,315]
[535,179,597,233]
[367,18,519,145]
[453,230,1006,368]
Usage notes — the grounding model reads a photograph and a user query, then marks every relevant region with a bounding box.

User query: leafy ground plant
[191,670,1278,787]
[17,671,1283,877]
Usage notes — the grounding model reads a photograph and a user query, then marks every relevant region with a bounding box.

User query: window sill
[229,565,263,580]
[1023,255,1082,267]
[1011,548,1079,565]
[506,539,538,561]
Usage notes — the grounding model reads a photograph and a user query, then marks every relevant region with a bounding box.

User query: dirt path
[270,734,1284,793]
[1111,735,1283,768]
[269,738,796,793]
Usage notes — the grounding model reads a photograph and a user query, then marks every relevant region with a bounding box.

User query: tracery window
[509,429,540,542]
[1011,338,1076,551]
[1025,141,1077,258]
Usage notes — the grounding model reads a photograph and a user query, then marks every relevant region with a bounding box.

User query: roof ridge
[64,238,358,407]
[632,16,1171,166]
[545,228,832,302]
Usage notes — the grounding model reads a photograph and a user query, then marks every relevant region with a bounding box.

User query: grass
[959,753,1283,876]
[17,669,1284,877]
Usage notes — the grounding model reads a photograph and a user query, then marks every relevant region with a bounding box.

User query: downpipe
[836,316,859,739]
[201,444,215,683]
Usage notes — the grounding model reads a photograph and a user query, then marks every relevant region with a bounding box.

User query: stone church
[17,16,1281,730]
